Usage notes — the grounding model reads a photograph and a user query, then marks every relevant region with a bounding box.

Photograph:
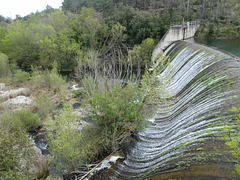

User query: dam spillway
[89,41,240,179]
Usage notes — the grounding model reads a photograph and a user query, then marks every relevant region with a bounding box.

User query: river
[194,39,240,57]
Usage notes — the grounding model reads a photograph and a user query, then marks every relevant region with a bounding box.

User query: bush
[0,112,22,132]
[86,81,146,152]
[128,38,155,69]
[226,107,240,176]
[1,109,40,132]
[0,53,10,78]
[31,67,66,90]
[17,109,40,131]
[47,105,98,175]
[36,94,56,117]
[13,69,30,83]
[0,130,35,180]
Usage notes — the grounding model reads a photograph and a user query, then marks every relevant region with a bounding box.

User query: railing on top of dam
[170,19,201,27]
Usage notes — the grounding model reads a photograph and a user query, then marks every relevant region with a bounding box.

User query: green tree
[0,20,39,68]
[0,53,10,78]
[0,130,35,180]
[47,105,99,175]
[128,38,155,69]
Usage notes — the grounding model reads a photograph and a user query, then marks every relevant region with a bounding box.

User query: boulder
[70,84,81,92]
[0,88,30,99]
[0,83,5,90]
[4,95,33,107]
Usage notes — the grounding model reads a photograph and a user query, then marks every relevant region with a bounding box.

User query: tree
[128,38,155,71]
[0,130,35,179]
[0,20,55,69]
[0,53,10,78]
[47,104,99,175]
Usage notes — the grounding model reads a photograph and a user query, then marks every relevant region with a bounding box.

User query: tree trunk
[210,0,213,20]
[201,0,204,18]
[216,0,219,20]
[187,0,190,13]
[223,0,226,16]
[183,0,186,12]
[204,0,207,19]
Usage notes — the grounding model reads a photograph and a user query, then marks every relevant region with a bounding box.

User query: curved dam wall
[88,41,240,179]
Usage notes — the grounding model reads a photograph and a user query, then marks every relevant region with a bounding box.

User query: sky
[0,0,64,19]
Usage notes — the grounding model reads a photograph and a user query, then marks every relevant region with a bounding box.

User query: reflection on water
[194,39,240,57]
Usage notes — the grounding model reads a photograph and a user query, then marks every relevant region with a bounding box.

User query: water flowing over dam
[88,41,240,179]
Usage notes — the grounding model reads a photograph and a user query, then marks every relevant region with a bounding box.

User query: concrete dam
[87,25,240,179]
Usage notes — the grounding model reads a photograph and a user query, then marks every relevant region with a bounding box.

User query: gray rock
[0,88,28,99]
[4,95,33,107]
[70,84,81,92]
[0,83,5,90]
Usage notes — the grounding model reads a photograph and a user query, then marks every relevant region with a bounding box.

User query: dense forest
[0,0,240,179]
[0,0,239,71]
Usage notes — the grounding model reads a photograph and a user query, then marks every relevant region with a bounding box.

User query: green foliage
[13,70,30,83]
[0,53,10,78]
[31,67,66,90]
[140,51,172,107]
[36,94,56,117]
[71,7,109,49]
[47,104,98,175]
[225,107,240,176]
[107,5,169,44]
[86,81,146,152]
[0,20,40,68]
[0,130,35,180]
[84,52,171,153]
[1,109,40,132]
[46,69,66,90]
[0,25,7,43]
[38,11,80,71]
[128,38,155,69]
[17,109,41,131]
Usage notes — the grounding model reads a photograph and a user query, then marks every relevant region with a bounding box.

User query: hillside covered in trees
[0,0,239,71]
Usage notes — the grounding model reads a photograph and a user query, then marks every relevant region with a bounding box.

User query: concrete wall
[152,22,200,61]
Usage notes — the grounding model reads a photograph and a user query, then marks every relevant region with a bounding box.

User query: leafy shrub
[48,69,66,90]
[0,112,22,132]
[0,130,35,179]
[86,81,146,152]
[0,53,10,78]
[226,107,240,176]
[128,38,155,69]
[13,69,30,83]
[1,109,40,132]
[48,105,98,175]
[17,109,40,131]
[31,67,66,90]
[36,94,56,117]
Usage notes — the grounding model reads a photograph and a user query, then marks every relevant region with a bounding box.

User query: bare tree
[201,0,205,18]
[223,0,226,16]
[216,0,220,20]
[210,0,214,20]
